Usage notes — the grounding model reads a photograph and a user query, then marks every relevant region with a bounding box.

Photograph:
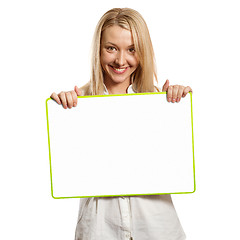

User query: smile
[109,65,128,74]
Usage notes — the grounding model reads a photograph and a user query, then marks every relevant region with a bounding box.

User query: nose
[115,51,126,66]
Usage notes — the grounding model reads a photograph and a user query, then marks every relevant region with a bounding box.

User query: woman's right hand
[50,86,82,109]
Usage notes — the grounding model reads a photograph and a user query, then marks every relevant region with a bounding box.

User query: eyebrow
[105,42,135,48]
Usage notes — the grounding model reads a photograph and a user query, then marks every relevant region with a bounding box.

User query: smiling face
[100,25,139,92]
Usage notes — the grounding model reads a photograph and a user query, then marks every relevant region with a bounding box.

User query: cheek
[100,54,108,72]
[101,51,113,65]
[128,55,139,68]
[100,54,114,74]
[131,60,139,70]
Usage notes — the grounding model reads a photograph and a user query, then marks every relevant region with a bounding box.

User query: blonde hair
[81,8,158,95]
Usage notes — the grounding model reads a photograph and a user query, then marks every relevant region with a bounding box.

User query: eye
[106,46,117,51]
[128,48,136,53]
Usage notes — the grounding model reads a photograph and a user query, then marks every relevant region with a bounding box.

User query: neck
[104,78,131,95]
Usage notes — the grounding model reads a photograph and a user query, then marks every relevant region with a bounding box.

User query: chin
[110,76,130,84]
[107,71,132,83]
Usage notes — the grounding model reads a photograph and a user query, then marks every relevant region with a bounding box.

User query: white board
[46,92,195,198]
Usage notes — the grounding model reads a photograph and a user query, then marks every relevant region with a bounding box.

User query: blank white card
[46,92,195,198]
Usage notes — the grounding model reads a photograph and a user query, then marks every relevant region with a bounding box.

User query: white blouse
[75,85,186,240]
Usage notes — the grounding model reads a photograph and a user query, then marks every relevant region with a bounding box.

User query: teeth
[115,68,125,72]
[112,67,127,72]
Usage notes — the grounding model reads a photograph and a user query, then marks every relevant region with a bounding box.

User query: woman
[51,8,191,240]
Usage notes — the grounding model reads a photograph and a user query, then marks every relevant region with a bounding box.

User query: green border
[46,92,196,199]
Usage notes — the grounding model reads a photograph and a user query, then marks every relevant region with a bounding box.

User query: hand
[50,86,82,109]
[162,79,192,103]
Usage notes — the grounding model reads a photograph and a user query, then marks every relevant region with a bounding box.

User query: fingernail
[172,98,176,102]
[73,103,76,107]
[168,98,171,102]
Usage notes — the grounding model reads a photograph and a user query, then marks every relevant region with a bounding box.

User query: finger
[172,85,179,103]
[71,90,78,107]
[50,92,61,104]
[74,86,82,96]
[59,92,67,109]
[176,86,184,103]
[167,85,173,102]
[66,92,73,108]
[162,79,169,92]
[182,86,192,97]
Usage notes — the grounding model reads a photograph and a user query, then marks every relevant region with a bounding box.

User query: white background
[0,0,240,239]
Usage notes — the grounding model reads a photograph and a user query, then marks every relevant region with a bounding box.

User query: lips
[109,65,128,74]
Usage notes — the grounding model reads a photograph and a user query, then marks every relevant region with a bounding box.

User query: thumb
[74,86,82,96]
[162,79,169,92]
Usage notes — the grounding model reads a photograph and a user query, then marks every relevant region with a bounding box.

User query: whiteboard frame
[46,92,196,199]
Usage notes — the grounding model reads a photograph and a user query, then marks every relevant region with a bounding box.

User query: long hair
[80,8,158,95]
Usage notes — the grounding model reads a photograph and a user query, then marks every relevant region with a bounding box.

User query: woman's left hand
[162,79,192,103]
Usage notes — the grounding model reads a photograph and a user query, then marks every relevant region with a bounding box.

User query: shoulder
[79,82,92,96]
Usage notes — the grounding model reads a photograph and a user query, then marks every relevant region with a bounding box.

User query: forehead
[101,25,134,46]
